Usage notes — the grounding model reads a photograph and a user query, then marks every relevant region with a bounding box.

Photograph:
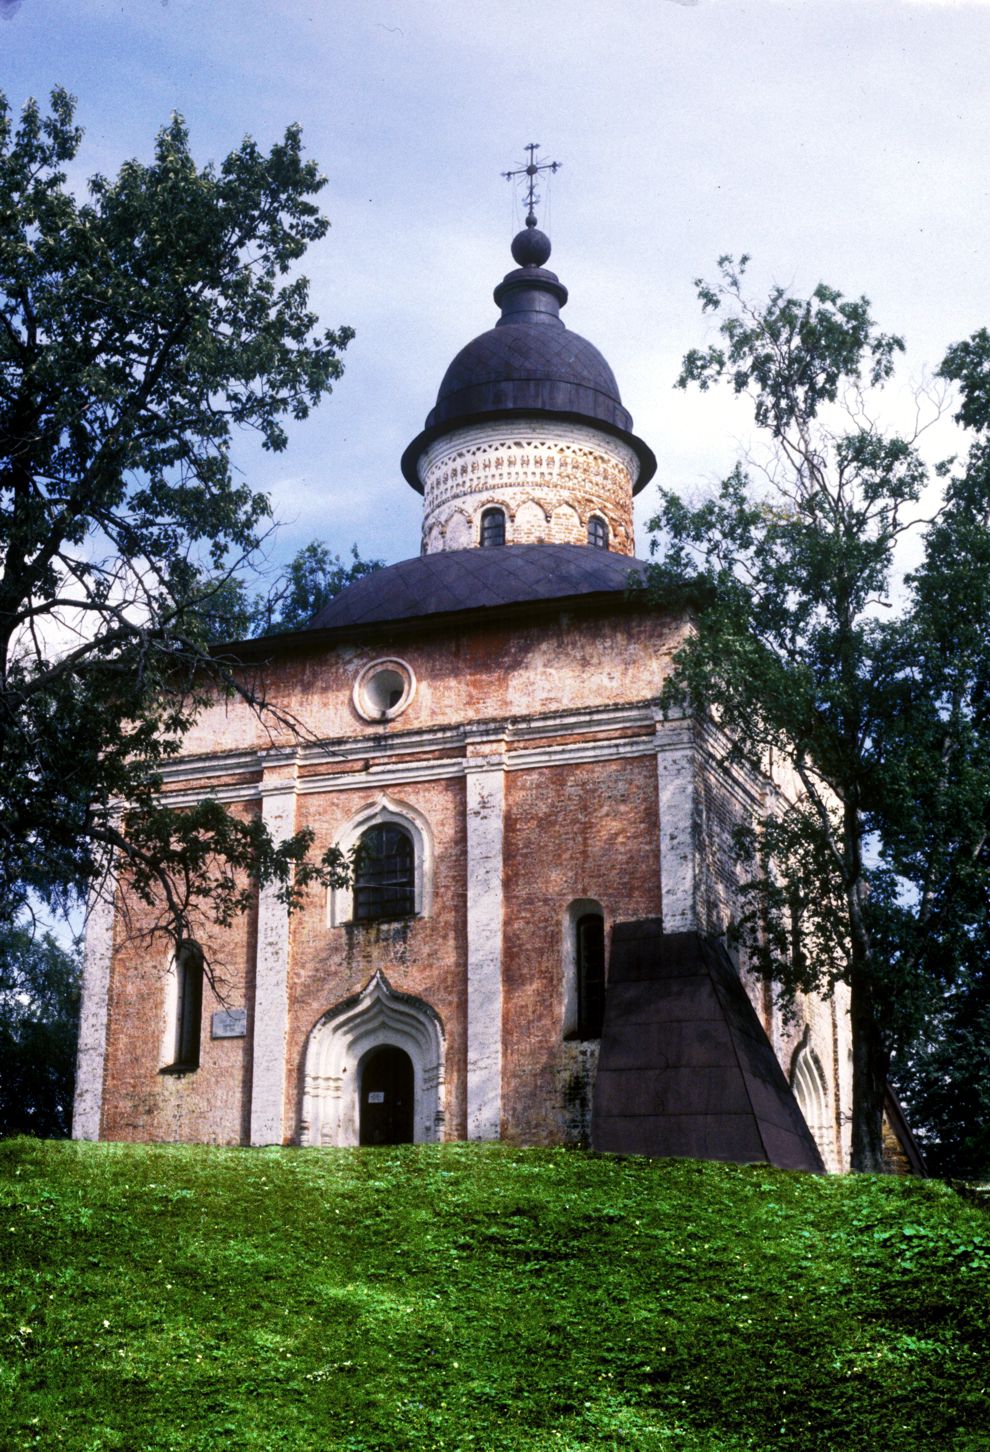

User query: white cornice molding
[151,701,766,813]
[156,701,661,789]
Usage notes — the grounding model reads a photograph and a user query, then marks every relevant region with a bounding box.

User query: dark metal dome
[423,320,632,437]
[401,234,656,493]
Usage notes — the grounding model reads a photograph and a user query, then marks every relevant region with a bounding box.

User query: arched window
[354,823,416,922]
[587,515,609,550]
[359,1044,415,1145]
[162,942,204,1072]
[575,912,606,1039]
[480,507,506,547]
[329,795,434,927]
[792,1041,833,1169]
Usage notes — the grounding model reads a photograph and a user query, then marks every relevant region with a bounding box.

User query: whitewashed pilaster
[249,755,298,1146]
[72,872,117,1140]
[464,735,506,1139]
[654,712,700,934]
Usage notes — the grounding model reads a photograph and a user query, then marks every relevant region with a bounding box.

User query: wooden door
[359,1045,415,1145]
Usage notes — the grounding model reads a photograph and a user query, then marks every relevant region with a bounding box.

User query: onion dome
[401,227,656,494]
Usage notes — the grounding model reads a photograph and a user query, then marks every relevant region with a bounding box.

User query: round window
[353,658,416,722]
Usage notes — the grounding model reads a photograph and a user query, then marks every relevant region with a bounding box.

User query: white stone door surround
[301,970,445,1146]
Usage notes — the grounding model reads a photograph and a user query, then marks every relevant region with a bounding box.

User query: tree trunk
[848,963,889,1171]
[843,805,890,1173]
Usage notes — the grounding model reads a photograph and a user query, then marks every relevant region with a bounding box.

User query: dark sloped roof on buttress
[305,543,649,632]
[591,923,826,1171]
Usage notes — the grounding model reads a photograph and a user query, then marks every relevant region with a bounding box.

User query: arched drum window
[354,823,416,922]
[480,507,506,547]
[587,515,609,550]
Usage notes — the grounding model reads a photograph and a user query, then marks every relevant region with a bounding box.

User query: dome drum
[419,418,636,556]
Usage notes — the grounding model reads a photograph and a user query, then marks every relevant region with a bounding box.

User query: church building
[73,205,876,1174]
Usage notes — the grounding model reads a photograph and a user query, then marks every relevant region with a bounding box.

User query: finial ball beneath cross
[511,226,552,268]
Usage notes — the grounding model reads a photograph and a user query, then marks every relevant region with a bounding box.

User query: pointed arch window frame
[301,970,446,1147]
[328,794,435,927]
[790,1036,835,1171]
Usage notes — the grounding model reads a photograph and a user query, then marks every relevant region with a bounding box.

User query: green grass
[1,1140,988,1451]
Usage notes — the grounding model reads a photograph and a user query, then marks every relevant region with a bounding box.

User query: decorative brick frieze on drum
[418,420,637,556]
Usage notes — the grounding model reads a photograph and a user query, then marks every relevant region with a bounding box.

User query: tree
[249,541,383,636]
[0,88,355,958]
[0,924,79,1137]
[647,256,990,1172]
[882,332,990,1176]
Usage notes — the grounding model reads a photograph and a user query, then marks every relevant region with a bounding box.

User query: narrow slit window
[576,913,606,1039]
[166,942,204,1071]
[480,507,506,548]
[354,824,416,922]
[587,515,609,550]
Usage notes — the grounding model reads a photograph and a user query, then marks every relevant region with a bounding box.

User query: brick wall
[90,596,851,1159]
[500,755,662,1144]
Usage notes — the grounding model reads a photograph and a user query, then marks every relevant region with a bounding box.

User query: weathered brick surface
[501,756,662,1144]
[90,596,854,1165]
[175,607,687,760]
[285,776,469,1141]
[100,803,260,1145]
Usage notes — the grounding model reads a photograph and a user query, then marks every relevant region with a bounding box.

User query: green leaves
[0,88,354,947]
[677,256,905,435]
[0,926,79,1138]
[653,258,990,1170]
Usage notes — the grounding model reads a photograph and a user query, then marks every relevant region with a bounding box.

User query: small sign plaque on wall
[211,1008,247,1039]
[367,1091,385,1104]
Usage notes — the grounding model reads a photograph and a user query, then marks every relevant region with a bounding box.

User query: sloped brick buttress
[591,922,825,1171]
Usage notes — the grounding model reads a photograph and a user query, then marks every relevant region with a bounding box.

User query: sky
[3,0,989,572]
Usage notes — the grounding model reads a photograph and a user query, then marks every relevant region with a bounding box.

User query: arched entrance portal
[301,971,445,1146]
[360,1044,414,1145]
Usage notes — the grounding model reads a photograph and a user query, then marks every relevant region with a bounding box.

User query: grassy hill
[1,1139,988,1451]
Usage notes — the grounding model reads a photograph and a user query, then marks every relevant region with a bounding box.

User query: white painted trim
[655,716,699,934]
[791,1041,835,1172]
[72,874,117,1140]
[465,743,505,1139]
[352,656,417,724]
[301,971,445,1146]
[159,735,662,810]
[503,703,656,740]
[249,779,297,1146]
[160,953,179,1069]
[155,748,270,787]
[153,704,663,788]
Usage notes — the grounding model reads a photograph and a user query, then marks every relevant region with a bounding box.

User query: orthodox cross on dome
[502,143,561,229]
